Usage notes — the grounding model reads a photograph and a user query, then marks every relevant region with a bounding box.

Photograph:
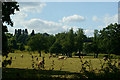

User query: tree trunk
[39,51,41,57]
[50,53,52,56]
[96,53,98,58]
[62,53,63,55]
[79,50,81,58]
[33,51,35,54]
[94,53,96,58]
[42,57,45,68]
[69,53,72,57]
[56,53,58,57]
[66,53,68,56]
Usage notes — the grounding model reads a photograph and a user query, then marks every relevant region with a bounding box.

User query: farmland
[2,51,120,79]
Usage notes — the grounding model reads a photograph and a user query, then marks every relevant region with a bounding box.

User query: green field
[2,51,120,79]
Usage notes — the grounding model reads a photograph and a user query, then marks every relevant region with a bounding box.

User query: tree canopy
[2,2,19,57]
[99,23,120,55]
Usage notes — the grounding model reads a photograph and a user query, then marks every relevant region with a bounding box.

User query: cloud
[11,11,28,27]
[9,2,47,34]
[60,14,85,23]
[62,25,78,32]
[98,25,105,30]
[103,14,118,26]
[24,19,64,34]
[62,25,94,37]
[96,14,118,30]
[92,16,99,22]
[84,29,94,37]
[19,2,46,13]
[11,2,46,27]
[8,27,15,34]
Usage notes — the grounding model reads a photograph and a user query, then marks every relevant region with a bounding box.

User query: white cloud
[9,2,47,34]
[24,19,64,34]
[11,2,46,27]
[19,2,46,13]
[63,25,78,31]
[98,25,105,30]
[96,14,118,30]
[60,14,85,23]
[84,29,94,37]
[11,11,28,27]
[8,27,15,34]
[92,16,99,22]
[103,14,118,26]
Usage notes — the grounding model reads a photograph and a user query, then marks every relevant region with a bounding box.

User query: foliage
[2,2,19,67]
[19,43,25,51]
[55,32,68,55]
[49,40,62,55]
[2,60,12,67]
[31,30,35,36]
[75,28,86,57]
[28,33,49,57]
[99,23,120,55]
[14,29,29,45]
[2,2,19,56]
[67,28,75,57]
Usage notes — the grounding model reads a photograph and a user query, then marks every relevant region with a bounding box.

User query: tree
[28,33,48,57]
[18,29,22,35]
[2,2,19,57]
[19,43,25,51]
[99,23,120,55]
[14,29,28,45]
[67,28,75,57]
[62,41,70,56]
[93,29,99,58]
[25,29,28,35]
[31,30,35,36]
[46,35,55,53]
[17,34,27,44]
[55,32,68,55]
[22,30,25,35]
[83,42,93,53]
[75,28,86,58]
[49,40,62,56]
[6,33,18,52]
[2,1,19,67]
[15,29,17,35]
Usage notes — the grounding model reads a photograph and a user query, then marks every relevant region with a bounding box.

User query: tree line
[6,29,35,52]
[6,23,120,57]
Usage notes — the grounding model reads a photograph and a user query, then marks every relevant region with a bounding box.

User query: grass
[2,51,120,79]
[2,68,80,79]
[4,52,119,71]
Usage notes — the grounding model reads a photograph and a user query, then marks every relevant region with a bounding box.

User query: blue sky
[9,2,118,37]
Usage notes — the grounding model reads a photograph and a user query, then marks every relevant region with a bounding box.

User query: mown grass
[2,51,120,79]
[3,52,119,71]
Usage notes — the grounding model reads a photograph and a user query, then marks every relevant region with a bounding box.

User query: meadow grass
[2,51,120,79]
[2,52,119,72]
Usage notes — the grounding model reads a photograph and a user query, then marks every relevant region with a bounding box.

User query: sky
[16,0,119,2]
[8,2,118,37]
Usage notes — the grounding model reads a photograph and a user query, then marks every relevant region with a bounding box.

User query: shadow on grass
[2,68,120,80]
[2,68,83,80]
